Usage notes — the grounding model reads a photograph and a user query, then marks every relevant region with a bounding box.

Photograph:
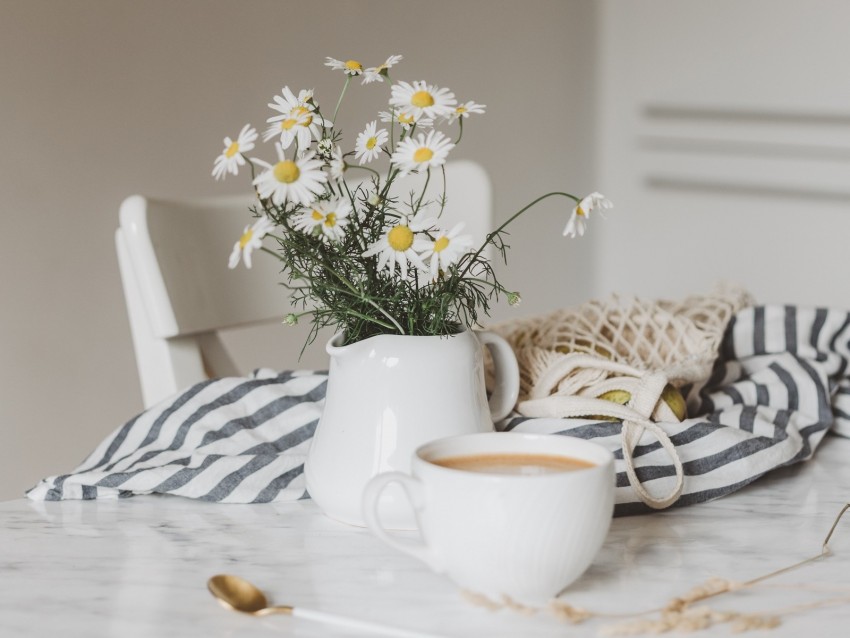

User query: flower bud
[283,313,299,326]
[317,138,334,160]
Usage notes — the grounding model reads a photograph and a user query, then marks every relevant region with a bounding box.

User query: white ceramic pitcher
[304,329,520,529]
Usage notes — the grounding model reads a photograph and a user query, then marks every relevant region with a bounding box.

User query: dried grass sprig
[460,503,849,635]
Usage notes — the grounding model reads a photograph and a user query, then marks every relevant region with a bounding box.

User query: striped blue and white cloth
[27,305,850,516]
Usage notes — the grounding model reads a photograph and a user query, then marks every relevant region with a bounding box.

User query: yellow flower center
[345,60,363,71]
[311,209,324,221]
[239,229,253,249]
[398,113,415,125]
[576,204,586,218]
[225,142,240,158]
[366,136,378,150]
[433,236,450,253]
[413,147,434,163]
[282,107,313,131]
[456,106,467,114]
[273,160,300,184]
[387,225,414,252]
[411,90,435,108]
[294,106,313,126]
[325,212,337,227]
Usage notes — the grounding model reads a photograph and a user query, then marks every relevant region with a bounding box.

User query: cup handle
[477,330,520,422]
[362,472,441,572]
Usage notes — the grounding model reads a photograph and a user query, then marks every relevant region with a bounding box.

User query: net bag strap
[519,359,685,509]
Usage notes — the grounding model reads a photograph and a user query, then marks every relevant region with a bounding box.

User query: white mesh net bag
[488,284,753,509]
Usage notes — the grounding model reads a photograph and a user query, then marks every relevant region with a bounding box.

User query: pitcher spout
[326,331,350,356]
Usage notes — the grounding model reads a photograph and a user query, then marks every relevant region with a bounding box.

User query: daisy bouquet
[213,54,611,347]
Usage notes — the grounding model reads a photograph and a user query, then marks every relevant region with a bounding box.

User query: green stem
[260,245,285,260]
[458,191,580,279]
[437,164,447,219]
[389,114,396,154]
[454,117,464,145]
[332,76,351,126]
[346,164,381,180]
[414,168,431,213]
[342,308,395,331]
[379,166,401,203]
[466,277,509,292]
[245,156,266,205]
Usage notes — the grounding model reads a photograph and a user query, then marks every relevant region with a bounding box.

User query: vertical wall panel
[596,1,850,308]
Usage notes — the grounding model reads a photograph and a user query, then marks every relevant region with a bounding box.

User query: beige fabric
[488,284,753,509]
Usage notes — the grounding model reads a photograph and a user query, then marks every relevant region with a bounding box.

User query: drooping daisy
[362,54,403,84]
[327,145,346,181]
[354,121,388,164]
[325,57,364,76]
[379,109,433,131]
[389,80,456,120]
[362,213,435,280]
[266,86,328,150]
[253,145,328,207]
[390,129,455,176]
[212,124,258,181]
[563,192,613,238]
[449,101,486,123]
[413,222,475,281]
[228,216,274,269]
[293,198,352,242]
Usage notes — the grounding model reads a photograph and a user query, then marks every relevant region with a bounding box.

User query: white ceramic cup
[362,432,615,606]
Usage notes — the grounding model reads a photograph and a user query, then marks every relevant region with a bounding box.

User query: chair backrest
[116,160,492,408]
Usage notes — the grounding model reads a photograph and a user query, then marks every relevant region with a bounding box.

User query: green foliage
[254,167,515,347]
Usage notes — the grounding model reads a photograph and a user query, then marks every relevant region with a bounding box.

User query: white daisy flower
[362,213,435,280]
[379,109,433,131]
[389,80,456,120]
[563,192,613,238]
[228,216,274,269]
[266,86,328,150]
[325,57,364,76]
[413,222,474,281]
[362,54,403,84]
[327,145,346,181]
[449,100,486,122]
[354,121,389,165]
[212,124,258,181]
[390,129,455,176]
[294,198,352,242]
[253,145,328,207]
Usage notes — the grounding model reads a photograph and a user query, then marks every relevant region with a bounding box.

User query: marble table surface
[2,435,849,638]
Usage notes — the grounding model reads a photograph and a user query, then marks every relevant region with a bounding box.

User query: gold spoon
[207,573,442,638]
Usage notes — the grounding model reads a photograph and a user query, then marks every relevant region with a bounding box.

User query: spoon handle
[292,606,443,638]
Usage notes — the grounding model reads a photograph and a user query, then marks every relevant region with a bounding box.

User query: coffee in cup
[431,452,595,474]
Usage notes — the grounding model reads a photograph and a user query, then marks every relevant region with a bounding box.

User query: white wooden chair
[116,160,492,409]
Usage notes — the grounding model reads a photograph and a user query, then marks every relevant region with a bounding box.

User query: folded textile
[28,305,850,516]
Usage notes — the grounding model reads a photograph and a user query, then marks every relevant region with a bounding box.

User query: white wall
[596,1,850,308]
[0,0,598,500]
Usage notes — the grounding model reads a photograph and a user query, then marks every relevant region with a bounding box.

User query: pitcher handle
[477,331,520,422]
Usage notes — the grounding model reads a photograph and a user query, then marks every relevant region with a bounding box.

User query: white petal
[228,242,241,269]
